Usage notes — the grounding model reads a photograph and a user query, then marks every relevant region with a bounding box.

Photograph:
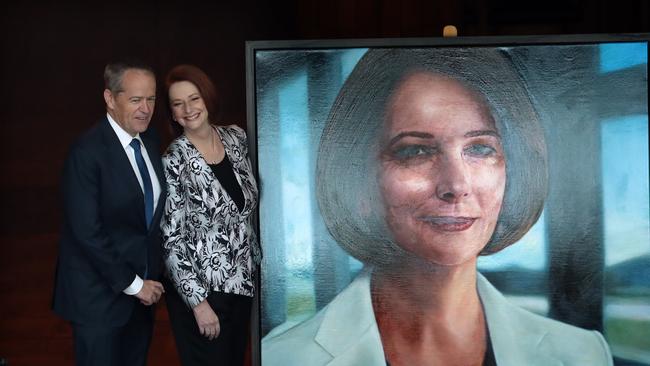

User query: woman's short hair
[164,64,221,136]
[316,47,548,267]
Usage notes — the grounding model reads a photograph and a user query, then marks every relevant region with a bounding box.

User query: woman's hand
[192,299,221,340]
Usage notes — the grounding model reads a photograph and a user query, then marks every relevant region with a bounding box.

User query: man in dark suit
[53,61,166,366]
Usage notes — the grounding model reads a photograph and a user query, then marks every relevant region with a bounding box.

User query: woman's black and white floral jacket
[161,125,260,308]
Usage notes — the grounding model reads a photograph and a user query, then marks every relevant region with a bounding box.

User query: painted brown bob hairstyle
[316,47,548,268]
[164,64,221,136]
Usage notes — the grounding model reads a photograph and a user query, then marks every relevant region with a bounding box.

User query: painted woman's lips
[418,216,476,231]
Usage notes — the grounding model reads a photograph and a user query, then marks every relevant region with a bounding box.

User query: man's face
[104,69,156,136]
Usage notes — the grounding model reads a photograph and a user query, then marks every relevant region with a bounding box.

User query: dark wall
[0,1,298,235]
[0,1,647,365]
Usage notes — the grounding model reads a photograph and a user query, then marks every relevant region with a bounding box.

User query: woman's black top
[483,332,497,366]
[208,157,245,212]
[385,332,497,366]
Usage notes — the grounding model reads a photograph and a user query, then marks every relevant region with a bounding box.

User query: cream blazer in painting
[262,269,613,366]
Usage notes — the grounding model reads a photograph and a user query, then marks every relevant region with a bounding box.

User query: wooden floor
[0,233,181,365]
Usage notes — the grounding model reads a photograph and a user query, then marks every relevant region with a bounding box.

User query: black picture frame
[246,33,649,366]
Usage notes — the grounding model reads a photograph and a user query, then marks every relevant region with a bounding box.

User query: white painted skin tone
[372,72,506,366]
[378,73,506,268]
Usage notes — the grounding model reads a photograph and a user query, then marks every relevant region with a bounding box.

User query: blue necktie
[130,139,154,229]
[131,139,153,279]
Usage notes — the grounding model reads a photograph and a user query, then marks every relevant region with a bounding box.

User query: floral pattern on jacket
[161,125,260,308]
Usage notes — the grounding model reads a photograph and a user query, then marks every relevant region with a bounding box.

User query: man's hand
[193,300,220,340]
[135,280,164,306]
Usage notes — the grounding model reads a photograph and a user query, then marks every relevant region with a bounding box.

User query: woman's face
[168,81,210,131]
[378,72,506,267]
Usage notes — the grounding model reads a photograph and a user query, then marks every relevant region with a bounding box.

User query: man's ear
[103,89,115,110]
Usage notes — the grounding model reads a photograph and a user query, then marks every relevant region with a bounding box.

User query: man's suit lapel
[478,274,563,366]
[100,117,162,231]
[99,117,145,204]
[141,131,165,228]
[141,131,165,189]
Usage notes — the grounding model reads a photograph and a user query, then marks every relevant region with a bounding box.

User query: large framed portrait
[246,34,649,366]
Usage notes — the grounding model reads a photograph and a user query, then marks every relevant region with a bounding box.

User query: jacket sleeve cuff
[182,282,209,309]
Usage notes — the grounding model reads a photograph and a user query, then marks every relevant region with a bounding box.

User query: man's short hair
[104,60,155,93]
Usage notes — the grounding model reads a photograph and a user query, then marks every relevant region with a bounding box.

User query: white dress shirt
[107,113,161,295]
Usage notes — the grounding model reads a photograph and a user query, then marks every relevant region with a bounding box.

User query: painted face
[378,72,506,267]
[105,69,156,136]
[168,81,210,131]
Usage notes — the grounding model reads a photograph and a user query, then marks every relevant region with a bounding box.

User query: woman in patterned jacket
[160,64,260,366]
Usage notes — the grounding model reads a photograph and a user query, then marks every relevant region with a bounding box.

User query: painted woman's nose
[435,155,470,203]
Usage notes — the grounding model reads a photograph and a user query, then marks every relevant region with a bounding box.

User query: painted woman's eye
[464,144,497,157]
[392,145,436,160]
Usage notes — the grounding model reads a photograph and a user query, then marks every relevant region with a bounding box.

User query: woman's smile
[417,216,477,232]
[182,112,202,122]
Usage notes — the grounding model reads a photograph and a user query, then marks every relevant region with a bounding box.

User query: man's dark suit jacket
[53,116,166,326]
